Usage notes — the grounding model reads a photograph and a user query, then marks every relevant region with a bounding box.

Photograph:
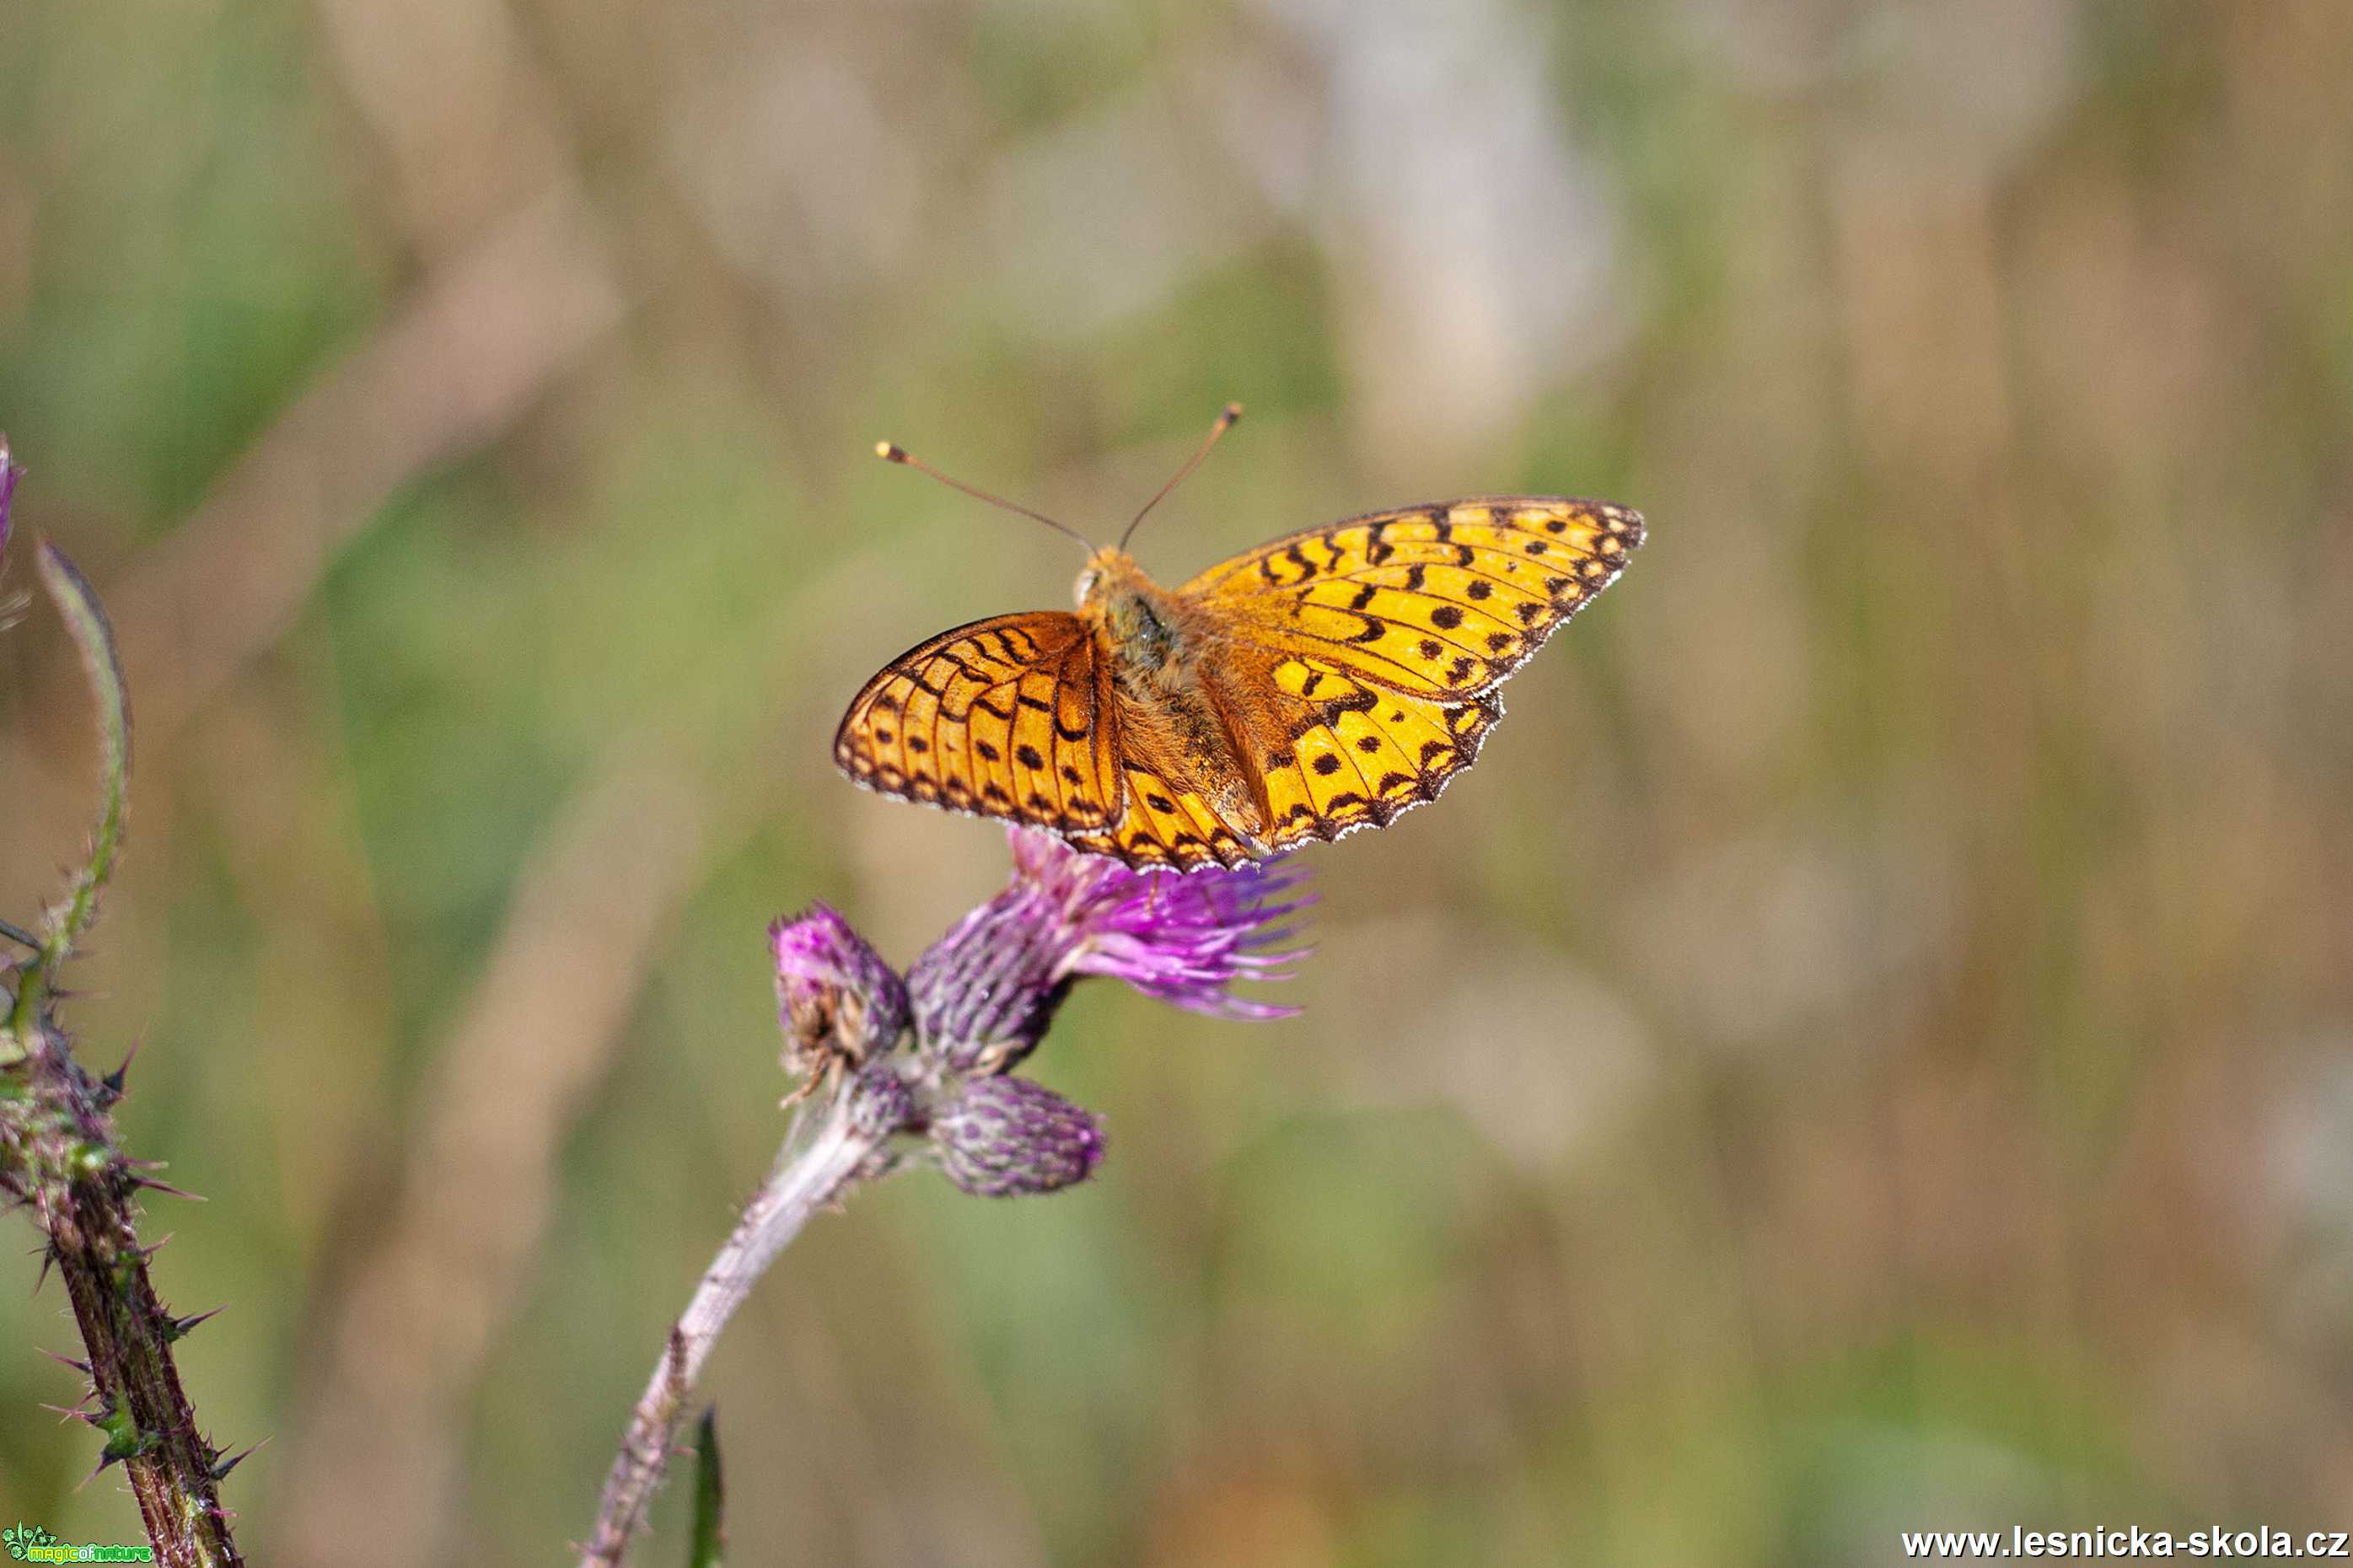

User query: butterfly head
[1072,547,1143,611]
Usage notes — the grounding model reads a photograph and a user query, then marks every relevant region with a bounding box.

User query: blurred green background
[5,0,2353,1562]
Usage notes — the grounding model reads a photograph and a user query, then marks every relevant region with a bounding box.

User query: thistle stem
[579,1082,887,1567]
[2,529,239,1565]
[30,1036,245,1568]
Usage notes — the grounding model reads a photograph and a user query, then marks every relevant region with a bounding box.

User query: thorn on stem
[102,1037,141,1099]
[167,1304,226,1341]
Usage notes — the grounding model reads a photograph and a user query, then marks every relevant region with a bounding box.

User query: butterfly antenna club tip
[873,437,1097,551]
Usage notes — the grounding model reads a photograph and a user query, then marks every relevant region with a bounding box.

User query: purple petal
[908,828,1312,1063]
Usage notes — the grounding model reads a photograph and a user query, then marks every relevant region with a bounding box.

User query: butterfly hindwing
[1182,498,1643,700]
[1066,765,1258,872]
[1244,658,1502,851]
[834,612,1121,837]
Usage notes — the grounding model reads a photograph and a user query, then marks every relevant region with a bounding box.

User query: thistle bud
[771,905,908,1077]
[846,1063,917,1140]
[930,1075,1105,1198]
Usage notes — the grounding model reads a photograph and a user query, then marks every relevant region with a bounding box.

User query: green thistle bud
[930,1075,1104,1198]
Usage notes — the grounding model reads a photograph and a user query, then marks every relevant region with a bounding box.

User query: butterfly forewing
[1181,498,1644,701]
[834,612,1122,836]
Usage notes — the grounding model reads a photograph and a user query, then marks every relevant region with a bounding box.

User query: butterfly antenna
[1118,402,1242,552]
[875,442,1097,553]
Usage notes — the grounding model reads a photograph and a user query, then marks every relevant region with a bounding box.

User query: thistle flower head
[1009,828,1309,1018]
[930,1073,1105,1197]
[771,904,908,1071]
[909,827,1309,1071]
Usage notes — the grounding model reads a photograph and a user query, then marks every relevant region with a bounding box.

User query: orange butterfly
[835,406,1642,871]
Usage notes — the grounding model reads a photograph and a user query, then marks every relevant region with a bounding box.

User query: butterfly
[835,405,1642,871]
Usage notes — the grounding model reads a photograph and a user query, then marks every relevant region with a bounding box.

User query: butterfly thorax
[1076,550,1192,697]
[1073,548,1271,840]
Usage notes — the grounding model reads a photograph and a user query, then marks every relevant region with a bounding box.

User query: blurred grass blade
[0,437,17,563]
[687,1407,724,1568]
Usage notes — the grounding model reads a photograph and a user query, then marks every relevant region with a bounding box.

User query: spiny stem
[39,1135,244,1567]
[1,494,239,1565]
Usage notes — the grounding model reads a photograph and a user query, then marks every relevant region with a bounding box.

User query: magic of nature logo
[2,1523,152,1563]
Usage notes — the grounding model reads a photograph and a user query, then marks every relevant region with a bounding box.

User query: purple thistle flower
[907,827,1309,1072]
[930,1074,1106,1197]
[771,904,909,1068]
